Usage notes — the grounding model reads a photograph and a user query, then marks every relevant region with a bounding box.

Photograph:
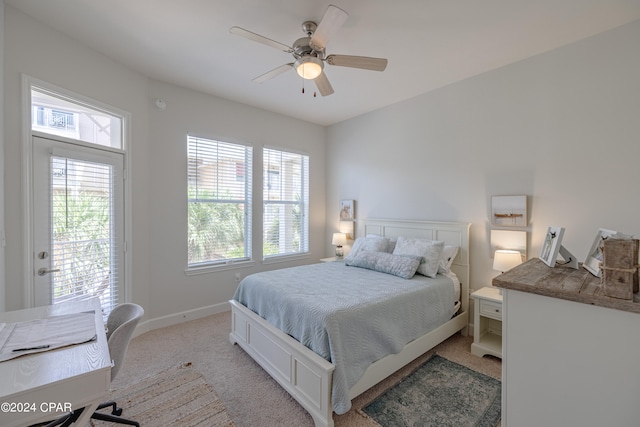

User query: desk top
[493,258,640,314]
[0,297,111,399]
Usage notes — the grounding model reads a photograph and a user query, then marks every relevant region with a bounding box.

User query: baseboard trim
[134,301,231,337]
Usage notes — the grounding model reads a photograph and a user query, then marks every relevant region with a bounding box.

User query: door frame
[21,74,133,308]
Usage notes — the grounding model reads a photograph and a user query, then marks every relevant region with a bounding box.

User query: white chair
[31,303,144,427]
[91,303,144,426]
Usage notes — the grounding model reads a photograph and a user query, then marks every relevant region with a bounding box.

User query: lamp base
[335,246,344,258]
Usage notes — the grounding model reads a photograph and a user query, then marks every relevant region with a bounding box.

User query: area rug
[91,362,235,427]
[360,354,501,427]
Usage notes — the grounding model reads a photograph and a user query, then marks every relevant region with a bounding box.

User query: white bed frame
[229,219,471,427]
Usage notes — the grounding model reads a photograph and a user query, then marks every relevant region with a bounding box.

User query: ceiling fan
[229,4,388,96]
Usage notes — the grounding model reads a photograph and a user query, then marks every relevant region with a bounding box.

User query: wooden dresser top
[493,258,640,314]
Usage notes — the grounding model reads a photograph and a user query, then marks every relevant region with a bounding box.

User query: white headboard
[362,218,471,315]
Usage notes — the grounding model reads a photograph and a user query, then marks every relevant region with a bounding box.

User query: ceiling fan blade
[252,63,294,83]
[309,5,348,51]
[230,26,292,53]
[326,54,388,71]
[313,72,334,96]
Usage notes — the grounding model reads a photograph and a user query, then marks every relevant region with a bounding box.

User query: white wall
[3,6,327,325]
[3,6,152,312]
[145,80,325,322]
[0,0,6,312]
[326,20,640,292]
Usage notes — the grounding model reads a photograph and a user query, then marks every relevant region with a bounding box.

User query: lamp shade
[493,250,522,273]
[332,232,347,246]
[295,56,323,79]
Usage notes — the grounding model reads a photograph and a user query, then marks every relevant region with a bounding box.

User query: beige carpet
[91,362,234,426]
[111,311,501,426]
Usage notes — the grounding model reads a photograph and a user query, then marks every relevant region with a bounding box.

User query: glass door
[32,136,124,317]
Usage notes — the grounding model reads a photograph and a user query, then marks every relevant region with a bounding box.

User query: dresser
[494,258,640,427]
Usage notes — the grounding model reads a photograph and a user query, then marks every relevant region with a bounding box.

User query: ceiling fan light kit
[295,56,323,79]
[230,4,387,96]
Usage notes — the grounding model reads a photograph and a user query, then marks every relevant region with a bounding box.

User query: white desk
[0,298,111,427]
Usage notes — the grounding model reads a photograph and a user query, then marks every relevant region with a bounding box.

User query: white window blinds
[263,148,309,258]
[187,136,253,266]
[50,155,122,318]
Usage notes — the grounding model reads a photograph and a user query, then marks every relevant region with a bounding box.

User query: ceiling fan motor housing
[292,36,323,60]
[301,21,317,36]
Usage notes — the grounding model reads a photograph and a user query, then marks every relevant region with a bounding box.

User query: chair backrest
[106,303,144,381]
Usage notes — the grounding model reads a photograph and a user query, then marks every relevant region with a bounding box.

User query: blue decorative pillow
[345,251,421,279]
[344,236,389,263]
[392,237,445,278]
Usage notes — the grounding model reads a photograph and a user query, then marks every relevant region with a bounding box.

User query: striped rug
[92,363,235,427]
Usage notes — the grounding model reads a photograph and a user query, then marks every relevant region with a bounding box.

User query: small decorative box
[601,238,639,300]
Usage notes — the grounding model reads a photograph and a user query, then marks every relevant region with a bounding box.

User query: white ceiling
[7,0,640,126]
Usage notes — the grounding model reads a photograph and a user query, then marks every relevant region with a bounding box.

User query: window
[31,87,123,149]
[187,136,252,267]
[263,148,309,259]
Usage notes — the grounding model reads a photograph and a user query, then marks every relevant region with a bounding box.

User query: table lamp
[332,232,347,258]
[493,249,523,273]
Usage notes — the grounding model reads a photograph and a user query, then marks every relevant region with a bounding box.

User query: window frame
[186,135,254,274]
[262,146,310,262]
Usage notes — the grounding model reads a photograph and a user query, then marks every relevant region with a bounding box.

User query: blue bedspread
[233,261,455,414]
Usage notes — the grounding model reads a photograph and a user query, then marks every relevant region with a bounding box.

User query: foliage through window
[263,148,309,258]
[50,155,121,317]
[187,136,252,267]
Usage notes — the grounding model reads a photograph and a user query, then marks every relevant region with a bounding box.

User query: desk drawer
[479,299,502,320]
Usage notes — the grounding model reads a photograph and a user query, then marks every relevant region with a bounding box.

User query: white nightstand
[471,286,503,359]
[319,257,340,263]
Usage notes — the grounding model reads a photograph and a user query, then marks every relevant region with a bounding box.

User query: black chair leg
[29,407,84,427]
[95,400,123,416]
[91,410,140,427]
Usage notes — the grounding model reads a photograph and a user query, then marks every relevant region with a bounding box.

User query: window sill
[185,260,255,276]
[262,253,311,265]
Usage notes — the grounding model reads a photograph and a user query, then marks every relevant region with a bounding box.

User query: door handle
[37,267,60,276]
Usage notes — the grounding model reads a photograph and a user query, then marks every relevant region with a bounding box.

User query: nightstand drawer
[479,299,502,320]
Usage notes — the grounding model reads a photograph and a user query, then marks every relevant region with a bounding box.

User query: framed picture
[490,229,527,259]
[583,228,617,277]
[339,200,354,221]
[540,226,565,267]
[491,195,527,227]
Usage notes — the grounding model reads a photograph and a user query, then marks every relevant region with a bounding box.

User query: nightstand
[319,257,340,263]
[471,286,503,359]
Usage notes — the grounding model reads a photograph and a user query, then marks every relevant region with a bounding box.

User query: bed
[229,219,471,427]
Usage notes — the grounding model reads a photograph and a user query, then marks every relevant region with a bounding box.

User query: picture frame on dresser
[540,226,565,267]
[583,228,618,277]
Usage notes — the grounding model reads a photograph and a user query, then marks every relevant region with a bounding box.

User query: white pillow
[392,236,444,278]
[366,234,397,253]
[345,251,421,279]
[344,236,389,263]
[438,245,460,274]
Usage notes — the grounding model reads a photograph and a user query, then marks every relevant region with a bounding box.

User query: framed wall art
[491,195,527,227]
[339,199,354,221]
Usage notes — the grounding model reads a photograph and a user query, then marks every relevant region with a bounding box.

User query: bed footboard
[229,300,335,427]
